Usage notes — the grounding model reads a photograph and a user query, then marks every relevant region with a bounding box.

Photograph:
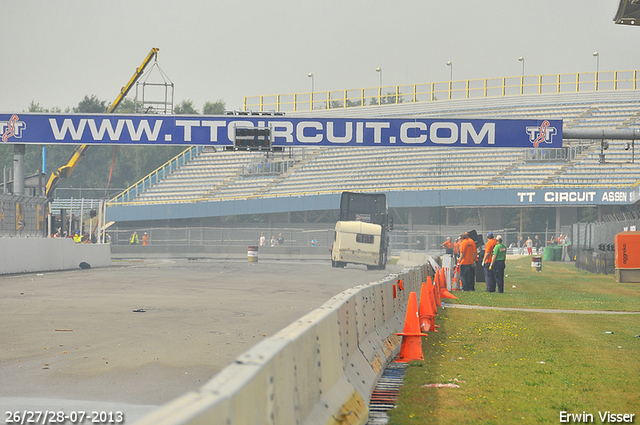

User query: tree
[202,99,226,115]
[27,101,48,112]
[369,91,405,106]
[113,98,141,113]
[174,100,198,115]
[74,95,107,113]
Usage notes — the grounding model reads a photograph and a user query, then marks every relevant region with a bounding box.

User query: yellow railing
[244,70,639,112]
[109,146,203,205]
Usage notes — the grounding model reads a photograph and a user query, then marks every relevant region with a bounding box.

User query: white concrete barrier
[134,263,430,425]
[397,251,431,267]
[0,238,111,275]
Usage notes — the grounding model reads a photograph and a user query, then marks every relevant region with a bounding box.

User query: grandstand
[106,73,640,230]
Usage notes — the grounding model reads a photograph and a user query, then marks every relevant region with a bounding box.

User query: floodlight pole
[593,52,599,90]
[308,73,314,110]
[376,67,383,104]
[519,57,525,94]
[446,61,453,99]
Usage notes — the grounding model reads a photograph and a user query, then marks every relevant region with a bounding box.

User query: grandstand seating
[112,91,640,205]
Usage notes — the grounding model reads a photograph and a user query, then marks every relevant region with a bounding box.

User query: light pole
[308,73,314,110]
[376,67,383,104]
[518,57,525,94]
[593,52,599,90]
[446,61,453,99]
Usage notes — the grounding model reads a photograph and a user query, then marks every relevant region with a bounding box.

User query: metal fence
[571,216,640,251]
[0,194,48,238]
[108,224,567,256]
[575,250,615,275]
[109,226,335,248]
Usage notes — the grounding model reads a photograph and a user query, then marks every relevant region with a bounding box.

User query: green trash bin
[542,246,555,261]
[554,245,563,261]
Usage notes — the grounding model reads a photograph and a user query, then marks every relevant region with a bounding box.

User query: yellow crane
[44,48,160,200]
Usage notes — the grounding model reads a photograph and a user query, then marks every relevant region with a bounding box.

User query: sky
[1,0,637,114]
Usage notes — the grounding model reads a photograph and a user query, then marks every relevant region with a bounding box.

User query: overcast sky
[1,0,637,114]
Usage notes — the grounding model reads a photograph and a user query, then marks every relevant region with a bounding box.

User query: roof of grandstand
[105,75,640,224]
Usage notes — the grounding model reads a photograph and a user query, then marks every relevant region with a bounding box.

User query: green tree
[346,99,362,108]
[174,100,198,114]
[27,101,48,112]
[113,98,141,113]
[202,99,226,115]
[74,95,107,113]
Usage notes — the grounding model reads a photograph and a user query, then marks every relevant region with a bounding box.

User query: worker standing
[458,232,477,291]
[442,237,454,255]
[142,232,150,246]
[453,237,461,262]
[482,232,498,292]
[130,231,139,245]
[490,235,507,293]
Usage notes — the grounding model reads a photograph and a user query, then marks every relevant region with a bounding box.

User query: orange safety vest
[458,237,477,265]
[484,238,498,263]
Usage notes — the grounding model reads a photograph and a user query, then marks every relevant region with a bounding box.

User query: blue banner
[0,113,562,148]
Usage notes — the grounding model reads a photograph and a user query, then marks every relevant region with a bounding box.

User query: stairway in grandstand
[110,91,640,205]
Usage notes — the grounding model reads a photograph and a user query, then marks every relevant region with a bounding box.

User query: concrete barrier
[134,264,430,425]
[110,245,328,261]
[0,238,111,275]
[396,251,431,267]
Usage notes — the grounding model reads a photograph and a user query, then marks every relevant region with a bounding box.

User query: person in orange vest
[442,237,454,255]
[482,232,498,292]
[458,232,477,291]
[142,232,150,246]
[453,237,461,262]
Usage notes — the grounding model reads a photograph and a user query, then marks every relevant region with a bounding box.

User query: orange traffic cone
[434,273,442,307]
[428,276,438,314]
[418,282,435,332]
[439,267,458,299]
[451,264,461,291]
[429,276,441,331]
[396,291,428,362]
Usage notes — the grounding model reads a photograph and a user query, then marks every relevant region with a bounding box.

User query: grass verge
[387,258,640,424]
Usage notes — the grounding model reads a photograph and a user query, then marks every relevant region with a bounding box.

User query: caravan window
[356,233,375,244]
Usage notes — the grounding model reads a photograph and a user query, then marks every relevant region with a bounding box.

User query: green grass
[388,259,640,424]
[445,257,640,312]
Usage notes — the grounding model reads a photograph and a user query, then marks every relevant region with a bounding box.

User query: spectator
[526,237,533,255]
[518,236,525,255]
[277,233,284,246]
[534,235,541,254]
[270,235,276,247]
[259,232,266,246]
[311,238,317,247]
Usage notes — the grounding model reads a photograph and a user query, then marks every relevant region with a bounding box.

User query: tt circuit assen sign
[516,190,633,205]
[0,113,562,148]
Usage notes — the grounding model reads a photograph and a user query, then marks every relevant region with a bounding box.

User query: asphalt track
[0,258,401,424]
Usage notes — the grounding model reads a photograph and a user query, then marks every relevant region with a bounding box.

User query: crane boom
[44,48,160,200]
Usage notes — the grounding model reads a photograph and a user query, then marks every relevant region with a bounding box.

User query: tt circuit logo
[525,120,557,148]
[1,115,27,142]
